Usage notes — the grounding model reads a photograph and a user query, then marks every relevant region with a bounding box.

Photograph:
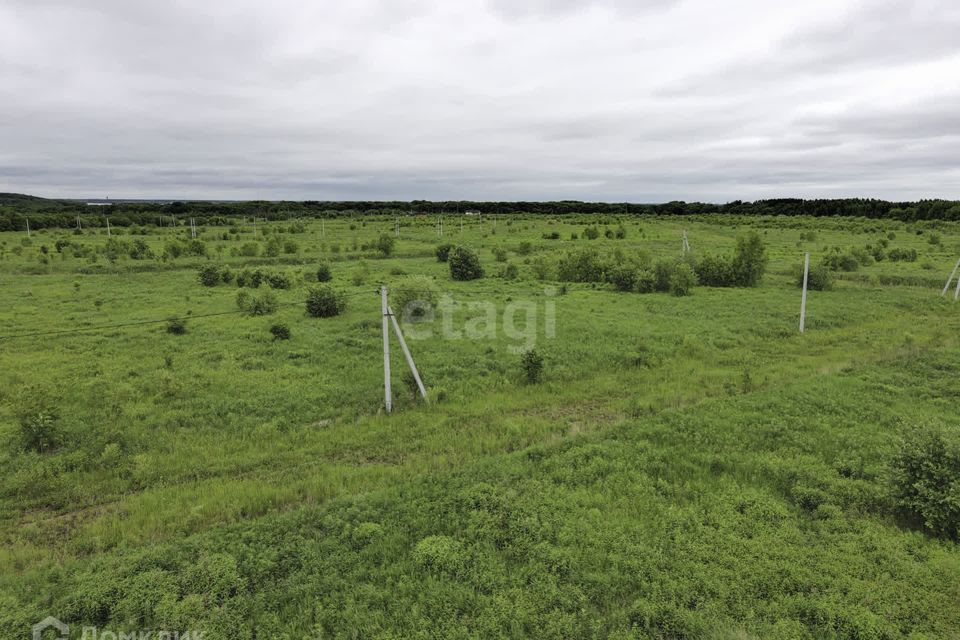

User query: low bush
[520,348,544,384]
[449,246,484,281]
[316,263,332,282]
[269,323,291,340]
[558,248,606,283]
[166,317,187,335]
[796,261,834,291]
[306,285,347,318]
[435,244,453,262]
[16,395,61,454]
[376,233,395,257]
[492,247,508,262]
[246,291,279,316]
[266,272,293,290]
[669,262,697,296]
[392,276,439,321]
[197,265,221,287]
[891,426,960,539]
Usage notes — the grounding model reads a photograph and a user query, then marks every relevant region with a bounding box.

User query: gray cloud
[0,0,958,201]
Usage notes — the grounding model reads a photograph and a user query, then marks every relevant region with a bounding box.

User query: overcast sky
[1,0,958,202]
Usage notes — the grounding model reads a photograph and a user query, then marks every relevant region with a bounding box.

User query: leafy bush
[652,259,675,292]
[392,276,439,321]
[376,233,395,257]
[500,263,519,280]
[246,291,279,316]
[695,254,735,287]
[888,247,918,262]
[891,426,960,539]
[449,246,484,281]
[520,348,544,383]
[435,244,453,262]
[197,265,221,287]
[316,263,332,282]
[669,262,697,296]
[606,265,638,292]
[236,269,264,288]
[634,268,656,293]
[542,231,560,240]
[557,248,606,283]
[517,241,533,256]
[730,232,768,286]
[492,247,508,262]
[306,285,347,318]
[412,535,466,577]
[582,226,600,240]
[266,272,293,290]
[17,396,61,454]
[796,261,834,291]
[269,323,291,340]
[823,251,861,272]
[166,317,187,335]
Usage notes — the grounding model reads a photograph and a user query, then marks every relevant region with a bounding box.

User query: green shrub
[652,259,675,292]
[797,261,834,291]
[376,233,395,257]
[500,262,519,280]
[435,244,453,262]
[392,276,439,321]
[823,251,860,272]
[695,254,735,287]
[316,263,332,282]
[583,226,600,240]
[606,265,638,292]
[888,247,918,262]
[269,323,291,340]
[669,263,696,296]
[266,272,293,290]
[557,248,606,283]
[492,247,508,262]
[517,241,533,256]
[246,291,279,316]
[197,265,221,287]
[166,317,187,334]
[412,535,466,577]
[236,290,250,312]
[520,348,544,383]
[449,246,484,280]
[634,268,656,293]
[17,398,61,454]
[891,426,960,539]
[306,285,347,317]
[730,232,768,286]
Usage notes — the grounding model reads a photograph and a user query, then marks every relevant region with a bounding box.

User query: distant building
[465,210,481,216]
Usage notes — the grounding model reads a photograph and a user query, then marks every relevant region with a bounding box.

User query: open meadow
[2,210,960,638]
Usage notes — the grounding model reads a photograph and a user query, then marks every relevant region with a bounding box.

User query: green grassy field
[2,213,960,638]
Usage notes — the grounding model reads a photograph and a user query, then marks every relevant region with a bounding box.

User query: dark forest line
[2,192,960,231]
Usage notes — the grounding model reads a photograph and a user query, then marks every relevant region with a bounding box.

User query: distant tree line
[2,192,960,231]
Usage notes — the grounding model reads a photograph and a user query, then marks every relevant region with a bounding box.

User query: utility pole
[25,218,30,238]
[799,252,810,332]
[106,218,111,236]
[76,215,82,231]
[381,286,392,413]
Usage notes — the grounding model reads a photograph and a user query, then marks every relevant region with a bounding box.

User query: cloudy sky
[1,0,958,202]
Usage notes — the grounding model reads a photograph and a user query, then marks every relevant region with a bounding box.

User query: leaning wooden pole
[942,257,960,296]
[388,306,428,400]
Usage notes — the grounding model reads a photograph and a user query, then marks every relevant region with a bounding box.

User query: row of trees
[4,197,960,231]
